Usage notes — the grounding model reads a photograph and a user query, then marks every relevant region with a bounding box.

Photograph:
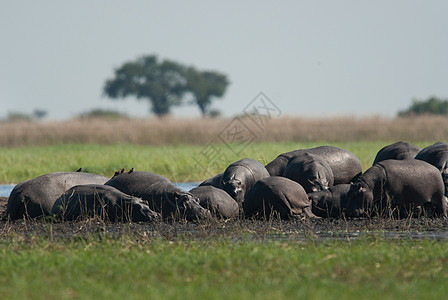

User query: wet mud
[1,196,448,241]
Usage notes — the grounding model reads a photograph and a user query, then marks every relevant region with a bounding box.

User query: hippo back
[372,141,421,165]
[266,146,362,184]
[190,186,239,219]
[52,184,160,222]
[7,172,109,220]
[105,171,210,220]
[243,176,316,219]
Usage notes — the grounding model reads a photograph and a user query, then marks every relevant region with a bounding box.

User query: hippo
[265,146,362,185]
[221,158,270,204]
[189,186,239,219]
[199,173,224,189]
[346,159,447,218]
[6,172,109,220]
[283,152,334,193]
[105,171,211,221]
[52,184,161,222]
[372,141,421,165]
[415,141,448,196]
[243,176,316,219]
[307,184,351,218]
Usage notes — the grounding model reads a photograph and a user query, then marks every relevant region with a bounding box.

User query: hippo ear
[231,174,235,180]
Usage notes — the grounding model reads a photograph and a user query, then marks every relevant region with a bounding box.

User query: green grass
[0,236,447,299]
[0,141,436,183]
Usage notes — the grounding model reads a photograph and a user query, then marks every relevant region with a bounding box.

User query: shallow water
[0,182,200,197]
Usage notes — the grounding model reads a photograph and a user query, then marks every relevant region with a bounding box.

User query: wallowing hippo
[243,176,316,219]
[346,159,447,218]
[105,171,211,221]
[7,172,109,220]
[52,184,161,222]
[283,152,334,193]
[189,186,239,219]
[266,146,362,185]
[307,184,351,218]
[221,158,270,204]
[372,141,421,165]
[415,141,448,196]
[199,173,224,189]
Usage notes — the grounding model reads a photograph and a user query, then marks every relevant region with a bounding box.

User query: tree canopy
[398,96,448,117]
[103,55,229,117]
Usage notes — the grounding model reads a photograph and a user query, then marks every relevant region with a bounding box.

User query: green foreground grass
[0,141,437,183]
[0,236,447,299]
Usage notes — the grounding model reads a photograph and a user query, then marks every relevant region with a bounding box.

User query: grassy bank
[0,141,438,184]
[0,235,447,299]
[1,116,448,147]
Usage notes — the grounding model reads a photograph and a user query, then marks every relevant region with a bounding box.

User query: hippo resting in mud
[372,141,421,165]
[346,159,447,218]
[265,146,362,185]
[7,172,109,220]
[415,141,448,196]
[52,184,161,222]
[283,152,334,193]
[201,158,270,204]
[243,177,316,219]
[105,171,210,221]
[307,184,351,218]
[189,186,239,219]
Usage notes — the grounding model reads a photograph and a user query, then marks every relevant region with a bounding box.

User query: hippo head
[221,174,245,202]
[177,194,211,221]
[130,198,161,222]
[345,182,373,217]
[306,173,330,193]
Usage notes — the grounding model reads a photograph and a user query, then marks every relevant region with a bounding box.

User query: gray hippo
[346,159,447,218]
[415,141,448,196]
[372,141,421,165]
[105,171,211,221]
[52,184,161,222]
[307,184,351,218]
[199,173,224,189]
[221,158,270,204]
[265,146,362,185]
[189,186,239,219]
[7,172,109,220]
[243,176,316,219]
[283,152,334,193]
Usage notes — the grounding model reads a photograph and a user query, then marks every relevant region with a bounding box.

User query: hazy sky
[1,1,447,120]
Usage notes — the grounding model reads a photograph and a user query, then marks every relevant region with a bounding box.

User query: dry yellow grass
[0,115,447,147]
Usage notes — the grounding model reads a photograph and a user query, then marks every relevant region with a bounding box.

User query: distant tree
[103,55,187,117]
[103,55,229,117]
[78,109,129,120]
[185,67,229,116]
[398,96,448,117]
[32,109,47,120]
[5,112,33,122]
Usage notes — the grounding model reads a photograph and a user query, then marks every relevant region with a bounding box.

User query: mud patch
[1,196,448,241]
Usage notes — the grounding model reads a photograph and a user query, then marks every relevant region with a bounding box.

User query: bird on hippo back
[265,146,362,185]
[345,159,447,219]
[415,141,448,197]
[52,184,161,222]
[7,172,109,220]
[219,158,270,204]
[105,170,211,221]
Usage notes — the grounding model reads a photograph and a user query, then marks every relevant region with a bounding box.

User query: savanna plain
[1,116,448,299]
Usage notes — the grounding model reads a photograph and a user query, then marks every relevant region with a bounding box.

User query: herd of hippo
[5,141,448,222]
